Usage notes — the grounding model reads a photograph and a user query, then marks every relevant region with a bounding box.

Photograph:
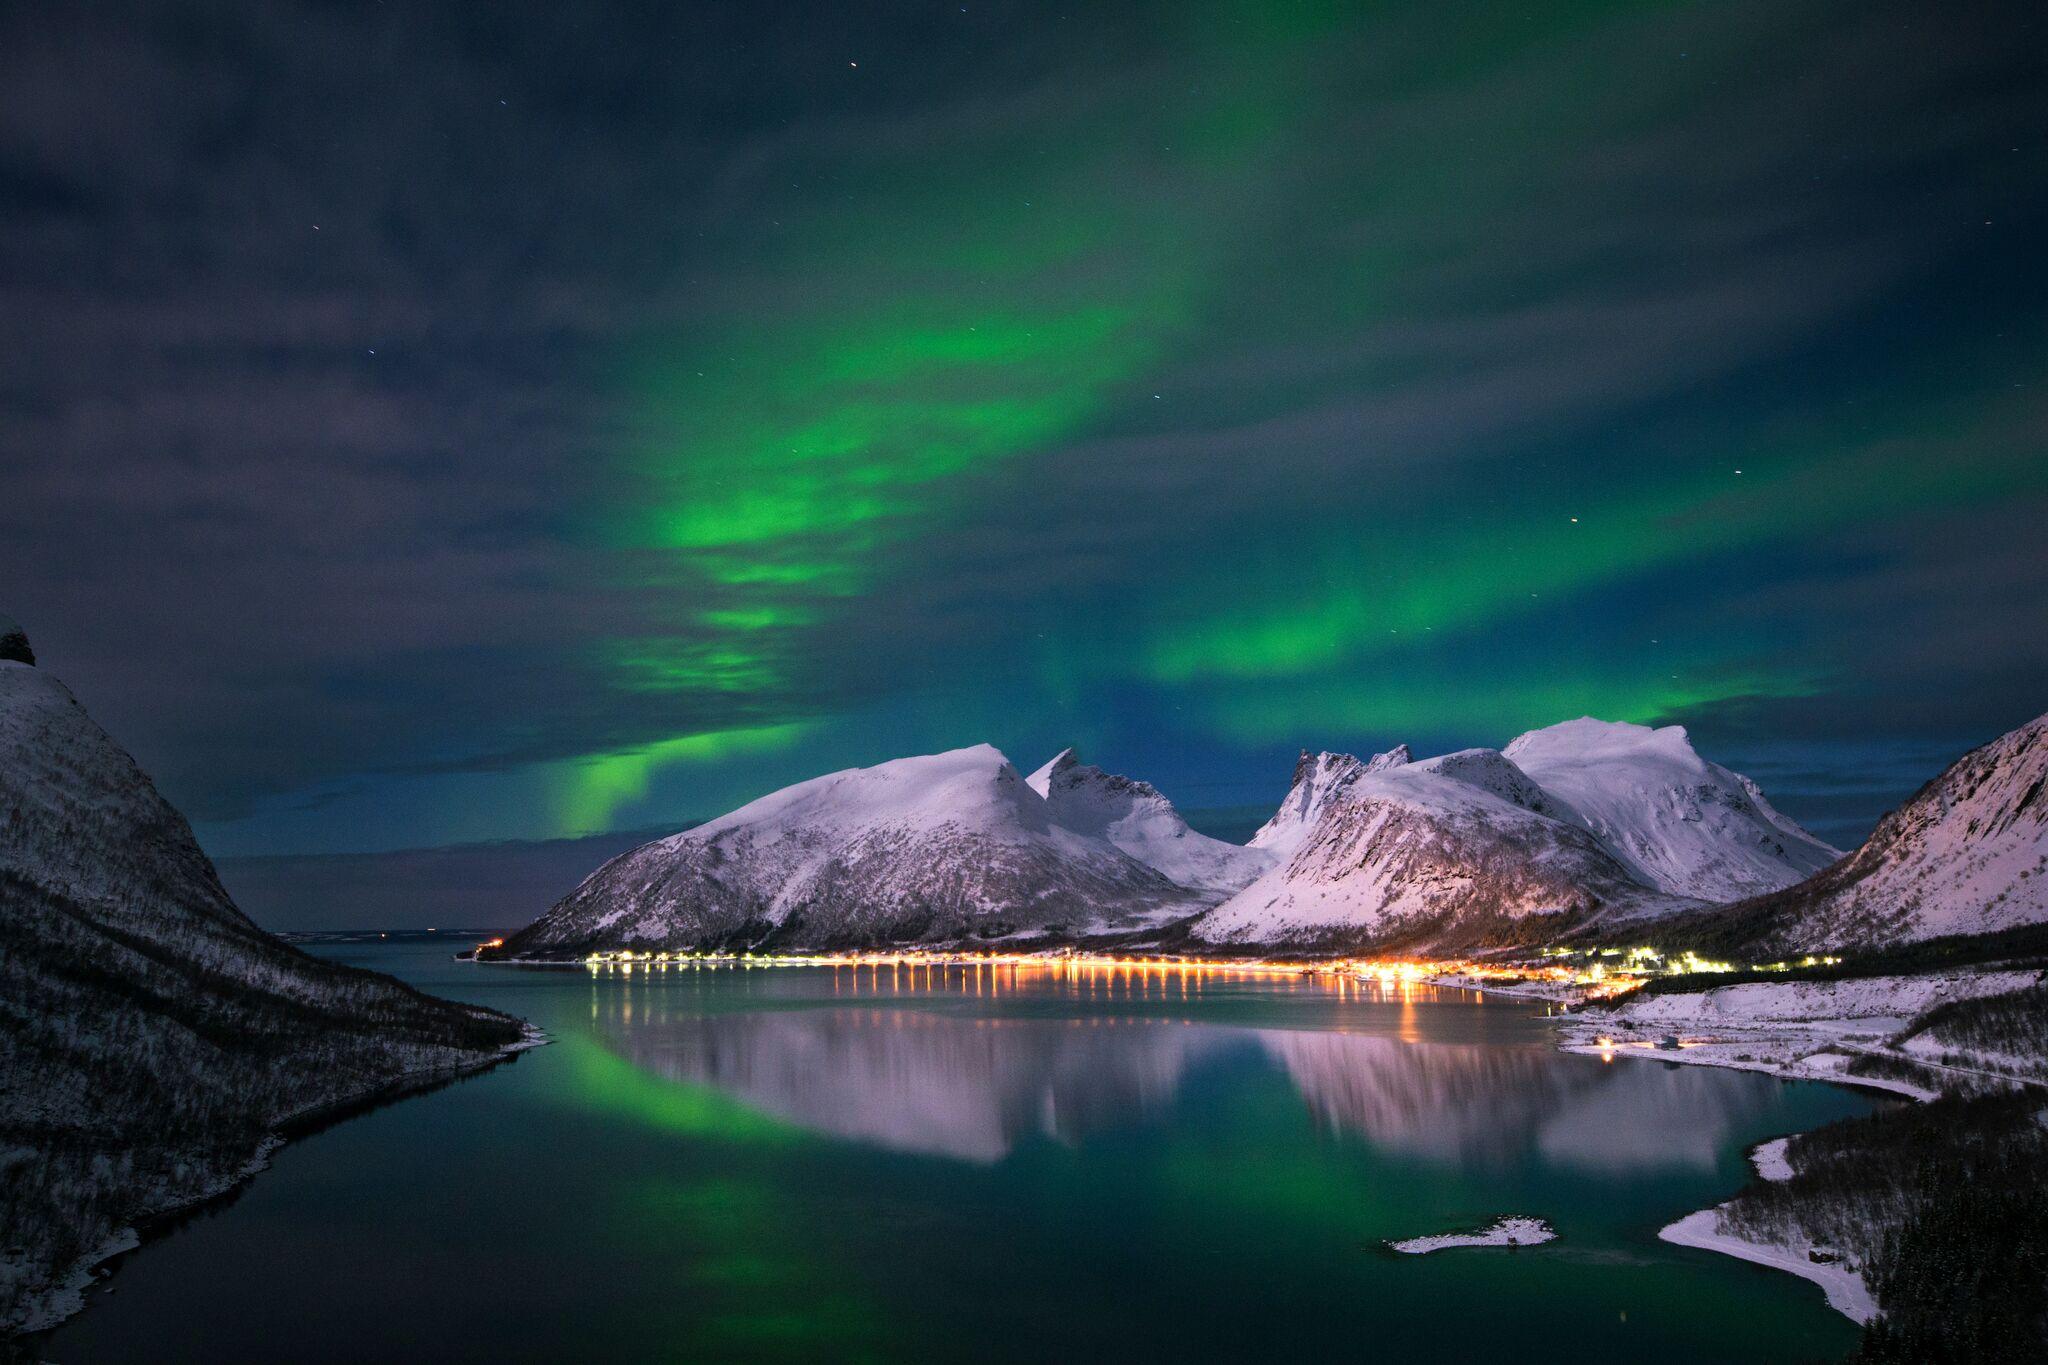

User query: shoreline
[17,1024,549,1339]
[1550,1028,1896,1323]
[1658,1208,1876,1324]
[1550,967,2040,1325]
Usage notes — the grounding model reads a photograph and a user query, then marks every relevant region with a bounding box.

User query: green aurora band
[535,0,2045,837]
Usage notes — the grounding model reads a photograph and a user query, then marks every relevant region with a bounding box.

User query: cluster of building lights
[481,942,1843,999]
[567,948,1449,980]
[1530,944,1844,1000]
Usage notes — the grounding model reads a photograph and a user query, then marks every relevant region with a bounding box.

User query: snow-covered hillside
[1248,747,1408,857]
[1707,711,2048,951]
[0,645,523,1332]
[497,744,1210,956]
[1026,748,1272,894]
[1195,745,1678,948]
[1503,718,1840,901]
[512,718,1851,957]
[1194,719,1841,950]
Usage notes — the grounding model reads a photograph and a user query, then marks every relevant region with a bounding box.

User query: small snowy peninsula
[1388,1216,1557,1255]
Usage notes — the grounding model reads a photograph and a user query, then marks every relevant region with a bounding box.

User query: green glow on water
[42,945,1877,1364]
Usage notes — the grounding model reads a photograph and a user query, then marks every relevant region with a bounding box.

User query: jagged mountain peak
[1365,744,1411,772]
[1407,747,1558,815]
[1024,746,1079,796]
[1199,747,1672,951]
[1252,750,1371,855]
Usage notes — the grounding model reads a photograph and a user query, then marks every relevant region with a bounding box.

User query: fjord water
[45,941,1872,1363]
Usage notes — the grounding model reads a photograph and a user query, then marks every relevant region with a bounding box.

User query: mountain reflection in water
[588,964,1776,1168]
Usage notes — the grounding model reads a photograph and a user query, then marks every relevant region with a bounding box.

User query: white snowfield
[1609,971,2041,1029]
[1749,1137,1796,1182]
[1388,1216,1557,1254]
[1563,969,2043,1103]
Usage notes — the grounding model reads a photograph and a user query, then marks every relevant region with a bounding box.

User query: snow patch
[1388,1216,1557,1254]
[1660,1208,1876,1324]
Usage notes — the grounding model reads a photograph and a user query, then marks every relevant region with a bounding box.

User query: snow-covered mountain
[0,639,522,1332]
[1705,711,2048,952]
[1248,746,1409,857]
[512,719,1844,957]
[496,744,1210,956]
[1195,745,1677,949]
[1503,718,1841,901]
[1194,720,1833,950]
[1026,748,1273,894]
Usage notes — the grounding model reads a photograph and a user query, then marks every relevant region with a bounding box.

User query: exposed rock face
[0,613,33,665]
[496,745,1208,957]
[1026,748,1273,894]
[1700,711,2048,952]
[0,659,523,1333]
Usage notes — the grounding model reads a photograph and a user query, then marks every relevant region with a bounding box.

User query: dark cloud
[2,0,2043,858]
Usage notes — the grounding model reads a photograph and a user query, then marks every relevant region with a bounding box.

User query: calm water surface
[44,941,1875,1363]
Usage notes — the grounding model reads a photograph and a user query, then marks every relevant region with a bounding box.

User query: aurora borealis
[3,0,2044,877]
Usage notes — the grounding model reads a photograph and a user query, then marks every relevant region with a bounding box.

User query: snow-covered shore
[1556,968,2042,1102]
[1552,968,2043,1324]
[1427,972,1585,1004]
[1659,1208,1876,1324]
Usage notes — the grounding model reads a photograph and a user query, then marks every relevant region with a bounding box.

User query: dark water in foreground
[44,943,1875,1363]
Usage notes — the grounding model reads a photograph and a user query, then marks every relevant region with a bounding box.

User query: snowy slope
[1711,711,2048,951]
[1196,747,1678,948]
[1249,746,1409,856]
[1503,718,1841,901]
[0,649,520,1332]
[1025,748,1272,893]
[499,744,1208,955]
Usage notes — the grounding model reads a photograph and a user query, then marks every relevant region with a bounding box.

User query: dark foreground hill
[0,645,526,1335]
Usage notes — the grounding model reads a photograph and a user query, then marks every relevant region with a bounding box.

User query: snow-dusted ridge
[1503,718,1841,901]
[1026,747,1273,894]
[0,640,528,1333]
[1189,718,1845,951]
[1702,710,2048,952]
[498,744,1217,956]
[500,717,1868,957]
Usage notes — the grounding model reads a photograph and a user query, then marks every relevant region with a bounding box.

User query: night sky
[4,1,2045,884]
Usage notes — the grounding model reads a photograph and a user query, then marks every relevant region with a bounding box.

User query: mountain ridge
[0,649,526,1333]
[495,717,1877,958]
